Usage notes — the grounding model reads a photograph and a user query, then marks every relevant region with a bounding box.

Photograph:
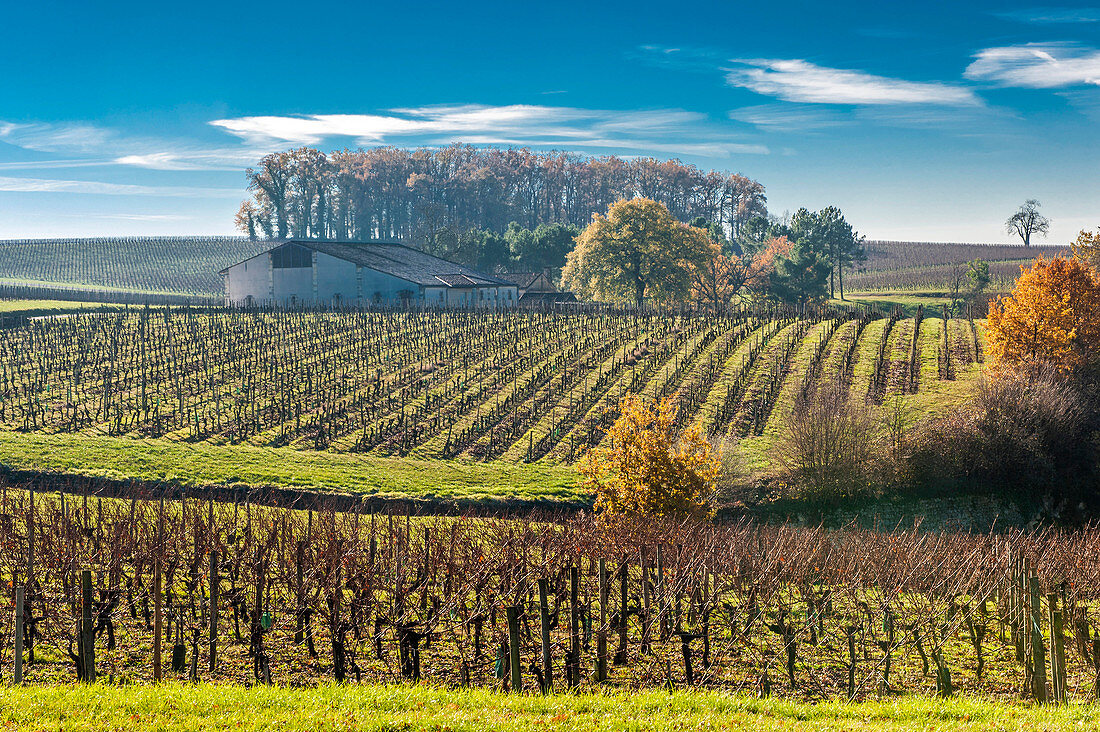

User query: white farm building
[220,239,519,308]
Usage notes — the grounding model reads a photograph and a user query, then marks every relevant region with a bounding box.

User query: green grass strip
[0,430,582,503]
[2,683,1097,731]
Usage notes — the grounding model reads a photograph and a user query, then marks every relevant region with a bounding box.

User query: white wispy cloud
[0,159,119,170]
[0,122,113,154]
[994,7,1100,24]
[112,150,258,171]
[456,135,766,157]
[725,58,981,106]
[0,175,241,197]
[728,104,850,132]
[0,121,260,171]
[84,213,192,221]
[208,104,766,157]
[966,43,1100,87]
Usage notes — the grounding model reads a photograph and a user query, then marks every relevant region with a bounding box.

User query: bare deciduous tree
[1006,199,1050,248]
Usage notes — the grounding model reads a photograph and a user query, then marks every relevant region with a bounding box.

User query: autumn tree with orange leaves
[987,256,1100,373]
[578,395,720,519]
[690,235,792,312]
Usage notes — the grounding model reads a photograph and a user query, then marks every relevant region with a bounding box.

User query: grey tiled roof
[500,271,541,289]
[235,239,515,288]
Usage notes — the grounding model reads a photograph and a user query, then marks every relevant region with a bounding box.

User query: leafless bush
[780,384,881,501]
[908,364,1095,498]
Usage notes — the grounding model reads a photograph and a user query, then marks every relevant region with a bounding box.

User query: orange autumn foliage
[578,395,719,519]
[987,256,1100,373]
[690,235,793,311]
[1071,227,1100,269]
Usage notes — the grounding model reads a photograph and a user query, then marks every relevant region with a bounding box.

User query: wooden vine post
[25,487,34,665]
[13,586,23,684]
[208,549,219,673]
[80,569,95,682]
[537,577,552,693]
[505,605,522,692]
[1048,592,1067,704]
[614,558,628,665]
[1028,576,1048,702]
[568,565,580,688]
[153,500,164,683]
[596,559,609,682]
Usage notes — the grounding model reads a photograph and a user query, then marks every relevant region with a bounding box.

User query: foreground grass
[0,431,582,504]
[1,683,1097,731]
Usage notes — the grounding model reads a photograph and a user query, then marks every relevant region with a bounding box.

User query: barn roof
[500,271,542,289]
[223,239,515,288]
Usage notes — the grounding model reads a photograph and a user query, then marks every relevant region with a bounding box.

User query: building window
[271,244,312,269]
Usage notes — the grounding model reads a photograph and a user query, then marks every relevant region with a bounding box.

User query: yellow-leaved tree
[578,395,719,519]
[1071,227,1100,269]
[987,256,1100,373]
[562,198,714,307]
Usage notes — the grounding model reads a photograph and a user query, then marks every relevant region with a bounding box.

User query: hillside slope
[0,308,984,473]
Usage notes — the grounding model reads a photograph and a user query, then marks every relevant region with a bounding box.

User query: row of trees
[562,198,865,308]
[235,145,767,247]
[411,221,581,274]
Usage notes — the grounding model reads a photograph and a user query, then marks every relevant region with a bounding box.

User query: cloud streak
[0,121,261,172]
[994,7,1100,24]
[209,104,768,157]
[966,43,1100,88]
[0,175,242,198]
[728,104,851,132]
[725,58,981,106]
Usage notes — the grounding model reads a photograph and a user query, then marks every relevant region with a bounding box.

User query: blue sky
[0,0,1097,242]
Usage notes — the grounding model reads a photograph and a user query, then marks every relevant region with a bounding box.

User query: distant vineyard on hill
[0,308,983,466]
[0,236,1069,303]
[0,236,267,297]
[848,240,1071,291]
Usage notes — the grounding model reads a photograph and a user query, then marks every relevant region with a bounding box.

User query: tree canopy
[578,394,719,519]
[1071,226,1100,268]
[562,198,715,306]
[690,234,791,312]
[1006,199,1050,247]
[987,256,1100,373]
[237,145,767,246]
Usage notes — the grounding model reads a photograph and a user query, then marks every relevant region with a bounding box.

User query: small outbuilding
[502,270,578,306]
[220,239,518,308]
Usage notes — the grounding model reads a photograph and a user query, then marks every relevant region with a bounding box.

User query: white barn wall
[272,261,312,303]
[225,251,272,304]
[350,263,422,303]
[313,252,358,301]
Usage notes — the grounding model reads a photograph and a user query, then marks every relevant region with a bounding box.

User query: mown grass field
[0,431,579,503]
[2,684,1096,731]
